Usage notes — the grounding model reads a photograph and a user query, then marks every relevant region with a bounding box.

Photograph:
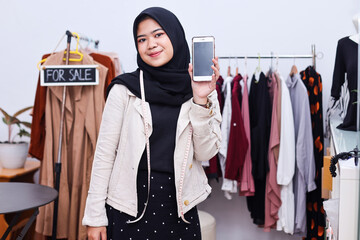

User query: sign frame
[40,65,99,86]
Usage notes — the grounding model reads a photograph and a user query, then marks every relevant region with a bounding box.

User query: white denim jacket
[82,84,222,227]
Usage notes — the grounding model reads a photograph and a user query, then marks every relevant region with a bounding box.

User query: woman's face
[136,17,174,67]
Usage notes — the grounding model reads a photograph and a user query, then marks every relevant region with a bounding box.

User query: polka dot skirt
[106,170,201,240]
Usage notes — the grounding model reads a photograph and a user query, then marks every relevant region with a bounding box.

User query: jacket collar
[128,89,153,135]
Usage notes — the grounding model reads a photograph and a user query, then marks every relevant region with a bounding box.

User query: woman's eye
[155,33,164,38]
[138,38,146,43]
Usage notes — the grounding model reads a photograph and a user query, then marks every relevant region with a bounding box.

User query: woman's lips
[149,51,162,57]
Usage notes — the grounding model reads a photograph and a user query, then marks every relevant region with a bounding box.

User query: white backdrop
[0,0,359,239]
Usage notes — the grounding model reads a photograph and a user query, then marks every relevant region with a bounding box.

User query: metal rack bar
[67,31,100,49]
[218,55,313,59]
[218,44,317,69]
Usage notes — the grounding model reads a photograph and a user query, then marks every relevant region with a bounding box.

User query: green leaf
[18,129,30,138]
[19,121,31,128]
[10,117,20,125]
[13,106,33,118]
[0,108,11,124]
[1,106,33,142]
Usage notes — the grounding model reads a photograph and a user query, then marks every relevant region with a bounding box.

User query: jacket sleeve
[189,90,222,162]
[82,84,127,227]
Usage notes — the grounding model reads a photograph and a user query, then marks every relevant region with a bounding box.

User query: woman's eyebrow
[137,28,163,39]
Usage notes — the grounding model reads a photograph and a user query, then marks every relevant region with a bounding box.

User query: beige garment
[35,50,108,240]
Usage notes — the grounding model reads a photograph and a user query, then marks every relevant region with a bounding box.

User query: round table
[0,182,58,240]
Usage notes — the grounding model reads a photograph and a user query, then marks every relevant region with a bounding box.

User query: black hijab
[106,7,192,106]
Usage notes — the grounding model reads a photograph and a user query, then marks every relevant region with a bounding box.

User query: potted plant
[0,106,33,169]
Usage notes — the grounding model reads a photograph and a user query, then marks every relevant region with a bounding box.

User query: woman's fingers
[188,63,193,81]
[100,229,107,240]
[213,56,220,71]
[211,57,220,81]
[87,226,106,240]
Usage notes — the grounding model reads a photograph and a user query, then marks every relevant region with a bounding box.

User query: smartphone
[192,36,215,81]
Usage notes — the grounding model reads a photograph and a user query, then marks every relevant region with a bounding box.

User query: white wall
[0,0,359,239]
[0,0,359,140]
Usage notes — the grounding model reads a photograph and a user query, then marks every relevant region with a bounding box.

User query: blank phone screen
[193,42,213,76]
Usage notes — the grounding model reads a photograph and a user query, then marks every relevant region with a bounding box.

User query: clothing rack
[51,30,100,240]
[72,31,100,49]
[219,44,319,70]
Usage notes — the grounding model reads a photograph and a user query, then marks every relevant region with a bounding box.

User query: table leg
[0,212,20,240]
[16,208,39,240]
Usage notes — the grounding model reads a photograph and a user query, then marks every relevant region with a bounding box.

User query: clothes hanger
[290,56,298,77]
[62,32,84,61]
[254,53,261,74]
[267,52,274,77]
[235,56,239,76]
[37,32,84,70]
[85,36,91,49]
[254,54,261,82]
[244,56,248,77]
[227,56,232,77]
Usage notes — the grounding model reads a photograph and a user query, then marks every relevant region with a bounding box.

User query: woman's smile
[148,50,162,58]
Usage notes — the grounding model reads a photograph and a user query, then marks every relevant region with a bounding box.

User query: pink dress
[239,75,255,196]
[264,73,282,231]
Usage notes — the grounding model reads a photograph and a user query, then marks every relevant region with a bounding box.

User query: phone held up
[192,36,215,81]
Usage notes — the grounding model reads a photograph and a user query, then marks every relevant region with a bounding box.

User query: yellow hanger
[63,32,83,62]
[254,54,261,83]
[254,53,261,74]
[37,32,84,70]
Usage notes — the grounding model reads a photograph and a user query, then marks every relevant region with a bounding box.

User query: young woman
[82,7,221,240]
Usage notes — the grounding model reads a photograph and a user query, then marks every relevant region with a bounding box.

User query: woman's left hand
[188,57,220,105]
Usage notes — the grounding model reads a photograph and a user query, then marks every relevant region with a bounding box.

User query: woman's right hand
[87,226,107,240]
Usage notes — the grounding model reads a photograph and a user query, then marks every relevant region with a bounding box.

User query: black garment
[331,36,358,130]
[249,73,271,180]
[106,170,201,240]
[301,66,326,240]
[138,103,181,173]
[246,73,272,225]
[217,76,225,114]
[107,7,192,106]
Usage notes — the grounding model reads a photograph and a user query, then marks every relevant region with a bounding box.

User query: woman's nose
[148,37,157,49]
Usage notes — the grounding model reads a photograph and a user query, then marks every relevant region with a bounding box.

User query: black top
[300,66,326,239]
[249,72,271,180]
[301,66,324,171]
[331,36,358,131]
[138,103,181,173]
[246,72,272,226]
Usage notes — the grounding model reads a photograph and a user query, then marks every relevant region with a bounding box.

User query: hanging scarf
[107,7,192,106]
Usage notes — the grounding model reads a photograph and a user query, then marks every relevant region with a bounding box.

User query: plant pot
[0,142,29,169]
